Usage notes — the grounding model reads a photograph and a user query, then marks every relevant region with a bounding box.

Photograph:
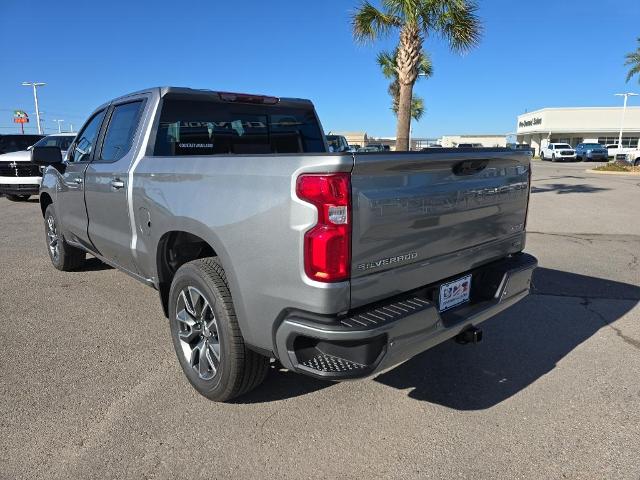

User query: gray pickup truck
[32,87,537,401]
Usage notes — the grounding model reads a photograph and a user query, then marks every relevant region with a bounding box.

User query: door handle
[111,179,125,190]
[73,178,83,184]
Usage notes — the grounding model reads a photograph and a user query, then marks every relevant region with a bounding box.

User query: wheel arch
[154,228,248,331]
[40,192,53,217]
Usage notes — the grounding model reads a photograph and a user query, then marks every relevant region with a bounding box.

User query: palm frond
[624,38,640,83]
[411,96,425,121]
[352,2,400,43]
[423,0,482,53]
[417,50,433,77]
[626,64,640,83]
[377,50,398,79]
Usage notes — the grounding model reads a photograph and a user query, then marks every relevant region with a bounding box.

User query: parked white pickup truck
[615,148,640,166]
[0,133,75,201]
[540,143,576,162]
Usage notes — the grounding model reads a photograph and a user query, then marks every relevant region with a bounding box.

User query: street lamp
[614,92,638,149]
[22,82,46,134]
[52,119,64,133]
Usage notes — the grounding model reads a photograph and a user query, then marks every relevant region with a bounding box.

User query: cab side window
[69,110,106,163]
[100,101,144,162]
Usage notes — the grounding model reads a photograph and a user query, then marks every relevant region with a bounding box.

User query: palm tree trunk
[395,24,421,151]
[395,82,413,151]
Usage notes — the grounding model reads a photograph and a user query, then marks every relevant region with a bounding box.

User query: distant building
[328,131,369,149]
[439,134,507,148]
[516,107,640,156]
[327,131,431,150]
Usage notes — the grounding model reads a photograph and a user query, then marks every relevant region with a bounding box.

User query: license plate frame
[438,274,472,312]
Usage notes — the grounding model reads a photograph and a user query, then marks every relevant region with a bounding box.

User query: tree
[352,0,482,150]
[625,37,640,84]
[377,48,432,121]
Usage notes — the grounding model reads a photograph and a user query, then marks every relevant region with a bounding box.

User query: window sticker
[231,120,245,137]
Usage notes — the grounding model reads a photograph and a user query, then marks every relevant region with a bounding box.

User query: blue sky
[1,0,639,138]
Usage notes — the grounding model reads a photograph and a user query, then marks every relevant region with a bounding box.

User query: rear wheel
[6,194,31,201]
[168,257,269,402]
[44,204,86,271]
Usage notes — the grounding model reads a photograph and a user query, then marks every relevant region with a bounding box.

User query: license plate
[438,274,472,312]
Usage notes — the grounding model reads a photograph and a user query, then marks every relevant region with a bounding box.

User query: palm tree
[353,0,482,150]
[378,48,432,121]
[625,38,640,83]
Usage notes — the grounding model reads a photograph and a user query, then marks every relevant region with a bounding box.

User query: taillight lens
[296,173,351,282]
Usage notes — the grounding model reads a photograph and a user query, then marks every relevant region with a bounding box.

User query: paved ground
[1,160,639,479]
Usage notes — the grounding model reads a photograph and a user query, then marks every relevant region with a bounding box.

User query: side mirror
[31,146,63,166]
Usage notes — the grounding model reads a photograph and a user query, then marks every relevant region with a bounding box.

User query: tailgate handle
[453,160,489,176]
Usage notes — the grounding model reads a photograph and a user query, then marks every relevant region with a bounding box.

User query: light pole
[52,119,64,133]
[614,92,638,149]
[22,82,46,134]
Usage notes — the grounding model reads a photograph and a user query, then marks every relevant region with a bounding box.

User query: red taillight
[296,173,351,283]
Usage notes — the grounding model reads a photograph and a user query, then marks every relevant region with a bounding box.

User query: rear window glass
[154,98,325,156]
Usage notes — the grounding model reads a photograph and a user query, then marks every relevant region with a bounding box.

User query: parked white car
[540,143,576,162]
[0,133,75,201]
[615,148,640,166]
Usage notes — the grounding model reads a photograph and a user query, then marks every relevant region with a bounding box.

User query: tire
[44,204,86,271]
[551,154,556,162]
[635,159,640,167]
[6,194,31,201]
[540,152,545,161]
[168,257,269,402]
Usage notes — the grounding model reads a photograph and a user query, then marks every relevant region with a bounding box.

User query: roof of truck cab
[107,86,312,107]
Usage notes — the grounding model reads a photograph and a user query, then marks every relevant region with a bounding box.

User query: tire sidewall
[168,261,235,398]
[44,205,64,269]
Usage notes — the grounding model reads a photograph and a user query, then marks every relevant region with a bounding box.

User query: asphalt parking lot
[1,160,639,479]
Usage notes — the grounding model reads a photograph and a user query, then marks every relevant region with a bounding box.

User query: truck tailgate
[350,150,530,308]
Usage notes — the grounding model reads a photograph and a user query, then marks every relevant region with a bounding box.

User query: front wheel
[44,205,86,271]
[6,194,31,201]
[635,159,640,167]
[540,152,545,161]
[168,257,269,402]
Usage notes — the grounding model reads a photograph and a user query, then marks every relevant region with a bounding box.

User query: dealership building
[516,106,640,155]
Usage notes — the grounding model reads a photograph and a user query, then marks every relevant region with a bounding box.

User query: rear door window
[154,98,325,156]
[100,101,144,162]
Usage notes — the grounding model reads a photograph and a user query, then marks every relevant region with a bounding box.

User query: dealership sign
[13,110,29,123]
[518,117,542,128]
[13,110,29,134]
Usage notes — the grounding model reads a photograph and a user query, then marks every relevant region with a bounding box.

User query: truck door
[84,98,146,275]
[58,109,107,248]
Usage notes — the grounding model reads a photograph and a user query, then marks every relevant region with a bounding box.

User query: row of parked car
[539,142,640,165]
[0,133,76,201]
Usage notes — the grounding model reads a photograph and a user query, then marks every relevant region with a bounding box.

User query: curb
[585,169,640,176]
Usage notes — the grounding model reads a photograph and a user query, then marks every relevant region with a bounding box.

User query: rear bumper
[275,252,537,380]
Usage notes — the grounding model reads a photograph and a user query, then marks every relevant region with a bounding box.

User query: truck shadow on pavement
[236,268,639,407]
[374,267,640,410]
[74,257,114,272]
[531,183,610,194]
